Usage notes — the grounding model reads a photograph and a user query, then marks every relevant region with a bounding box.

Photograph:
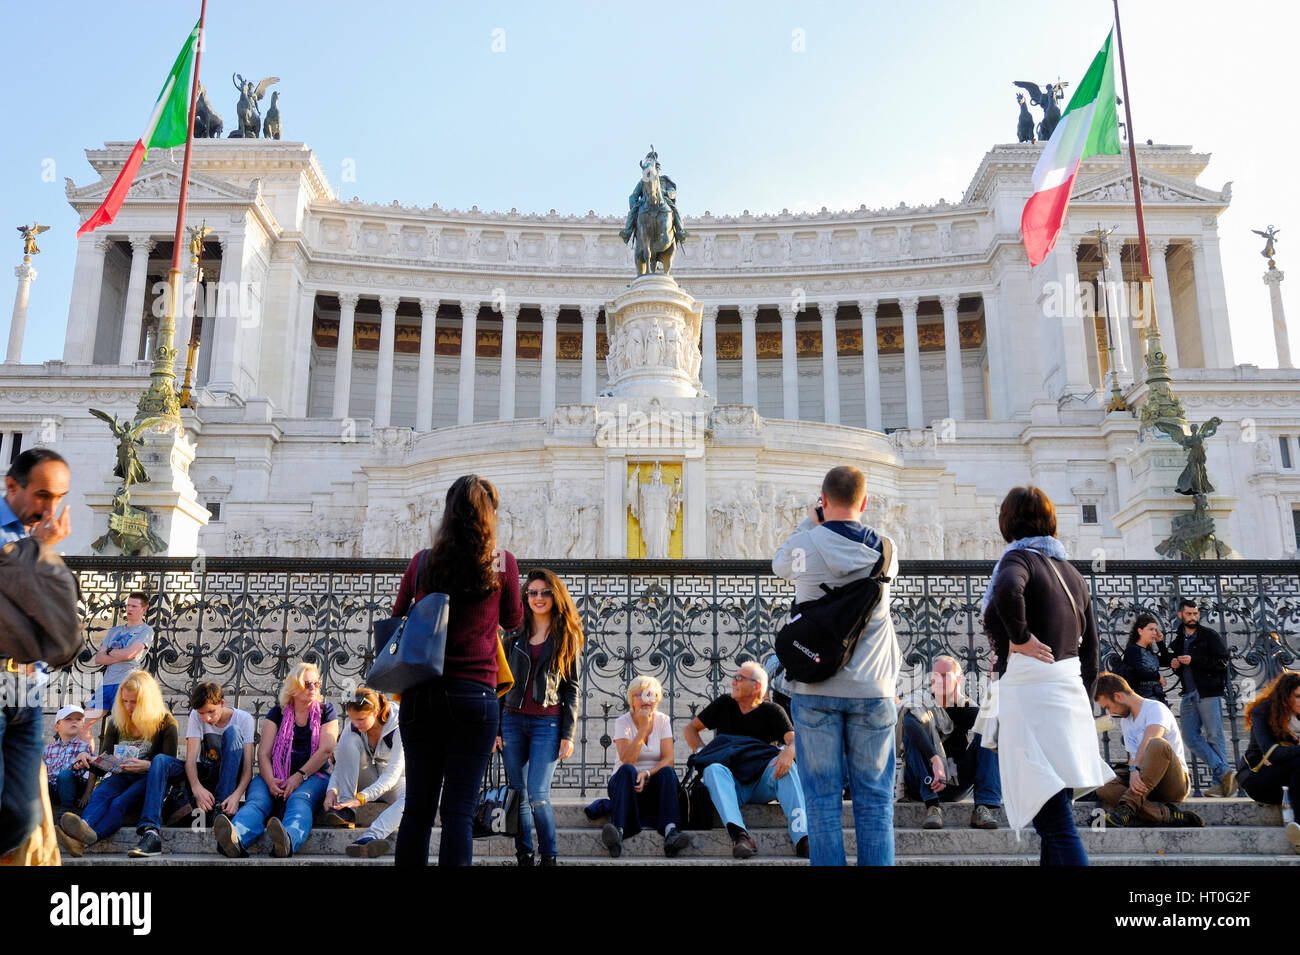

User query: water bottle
[1284,786,1295,826]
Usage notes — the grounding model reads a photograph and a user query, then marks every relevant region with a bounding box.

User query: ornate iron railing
[58,557,1300,795]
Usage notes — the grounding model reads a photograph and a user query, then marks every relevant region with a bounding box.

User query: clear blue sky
[3,0,1296,368]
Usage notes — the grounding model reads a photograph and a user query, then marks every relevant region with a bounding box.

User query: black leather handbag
[472,755,520,838]
[366,551,448,694]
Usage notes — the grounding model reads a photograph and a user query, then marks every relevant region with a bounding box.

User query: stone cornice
[962,143,1214,204]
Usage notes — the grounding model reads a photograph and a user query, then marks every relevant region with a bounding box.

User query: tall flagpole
[136,0,207,425]
[1112,0,1185,429]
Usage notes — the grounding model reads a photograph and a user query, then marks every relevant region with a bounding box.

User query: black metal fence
[58,557,1300,795]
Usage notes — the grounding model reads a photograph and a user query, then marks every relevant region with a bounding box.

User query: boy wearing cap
[44,704,93,817]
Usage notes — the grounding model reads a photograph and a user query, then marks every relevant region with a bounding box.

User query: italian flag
[77,21,200,237]
[1021,30,1122,266]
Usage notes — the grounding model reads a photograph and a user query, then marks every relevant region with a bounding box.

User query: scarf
[980,535,1070,617]
[272,699,321,779]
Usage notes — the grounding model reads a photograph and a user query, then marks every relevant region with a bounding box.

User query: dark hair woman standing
[393,474,523,867]
[981,486,1115,866]
[1122,613,1173,704]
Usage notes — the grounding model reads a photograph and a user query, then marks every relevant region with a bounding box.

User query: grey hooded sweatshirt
[771,517,900,699]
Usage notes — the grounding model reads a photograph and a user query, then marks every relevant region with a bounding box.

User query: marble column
[939,293,965,420]
[700,304,719,398]
[118,236,155,364]
[208,231,246,393]
[820,301,840,425]
[1148,238,1179,369]
[332,292,358,419]
[981,292,1008,419]
[8,257,36,363]
[1099,238,1130,384]
[1265,268,1291,369]
[374,296,398,428]
[66,235,110,364]
[499,301,519,420]
[1052,237,1094,395]
[1195,232,1235,367]
[900,296,923,429]
[779,304,798,419]
[458,299,478,425]
[860,298,882,432]
[739,304,758,408]
[416,297,438,431]
[579,303,598,404]
[290,285,316,417]
[539,304,559,418]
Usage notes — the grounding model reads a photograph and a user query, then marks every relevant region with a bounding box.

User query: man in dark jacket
[897,656,1001,831]
[0,449,71,861]
[1169,599,1235,796]
[684,660,807,859]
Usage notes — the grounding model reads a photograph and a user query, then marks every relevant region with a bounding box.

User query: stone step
[71,822,1296,859]
[63,851,1300,867]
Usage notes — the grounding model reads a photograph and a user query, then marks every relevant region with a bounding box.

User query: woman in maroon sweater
[392,474,523,867]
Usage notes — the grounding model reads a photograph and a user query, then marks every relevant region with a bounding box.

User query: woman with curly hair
[393,474,523,867]
[495,568,584,866]
[1236,670,1300,850]
[214,661,339,858]
[57,670,178,856]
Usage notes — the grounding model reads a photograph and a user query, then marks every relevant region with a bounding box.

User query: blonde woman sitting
[58,670,178,856]
[214,662,339,858]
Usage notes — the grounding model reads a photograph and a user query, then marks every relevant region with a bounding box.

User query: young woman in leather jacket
[494,569,584,866]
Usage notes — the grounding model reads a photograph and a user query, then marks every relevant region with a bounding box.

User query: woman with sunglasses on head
[494,569,584,866]
[324,686,405,858]
[214,661,339,858]
[393,474,523,867]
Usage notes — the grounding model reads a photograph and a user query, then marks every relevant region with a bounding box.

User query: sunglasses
[526,588,553,599]
[302,680,322,690]
[732,673,757,683]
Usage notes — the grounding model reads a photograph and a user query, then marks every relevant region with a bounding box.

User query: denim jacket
[500,630,580,743]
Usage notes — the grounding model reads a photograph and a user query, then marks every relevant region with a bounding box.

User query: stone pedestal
[84,422,211,557]
[1110,434,1238,558]
[604,274,704,397]
[595,393,714,558]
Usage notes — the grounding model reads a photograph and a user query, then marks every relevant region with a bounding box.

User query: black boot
[539,855,558,867]
[516,850,535,867]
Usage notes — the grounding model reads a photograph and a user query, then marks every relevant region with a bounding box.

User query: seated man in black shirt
[684,661,808,859]
[898,656,1002,830]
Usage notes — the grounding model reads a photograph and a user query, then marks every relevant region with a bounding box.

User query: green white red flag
[77,21,200,237]
[1021,30,1122,266]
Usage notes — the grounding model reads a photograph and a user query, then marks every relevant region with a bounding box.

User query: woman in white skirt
[982,486,1114,865]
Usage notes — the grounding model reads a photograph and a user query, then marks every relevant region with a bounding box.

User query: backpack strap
[1039,551,1083,636]
[872,537,895,583]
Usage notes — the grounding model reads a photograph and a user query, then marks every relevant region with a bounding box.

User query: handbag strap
[1039,551,1083,636]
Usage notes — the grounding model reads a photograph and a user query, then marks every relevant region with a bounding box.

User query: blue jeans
[1180,689,1230,781]
[702,759,808,844]
[1032,787,1089,866]
[51,769,88,815]
[902,731,1002,807]
[791,693,896,867]
[81,770,148,841]
[138,724,244,831]
[230,772,328,853]
[395,678,499,867]
[0,699,45,855]
[500,709,561,857]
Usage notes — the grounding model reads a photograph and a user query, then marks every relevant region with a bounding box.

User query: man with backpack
[772,465,900,866]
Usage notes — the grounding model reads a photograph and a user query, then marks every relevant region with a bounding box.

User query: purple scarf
[271,699,321,779]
